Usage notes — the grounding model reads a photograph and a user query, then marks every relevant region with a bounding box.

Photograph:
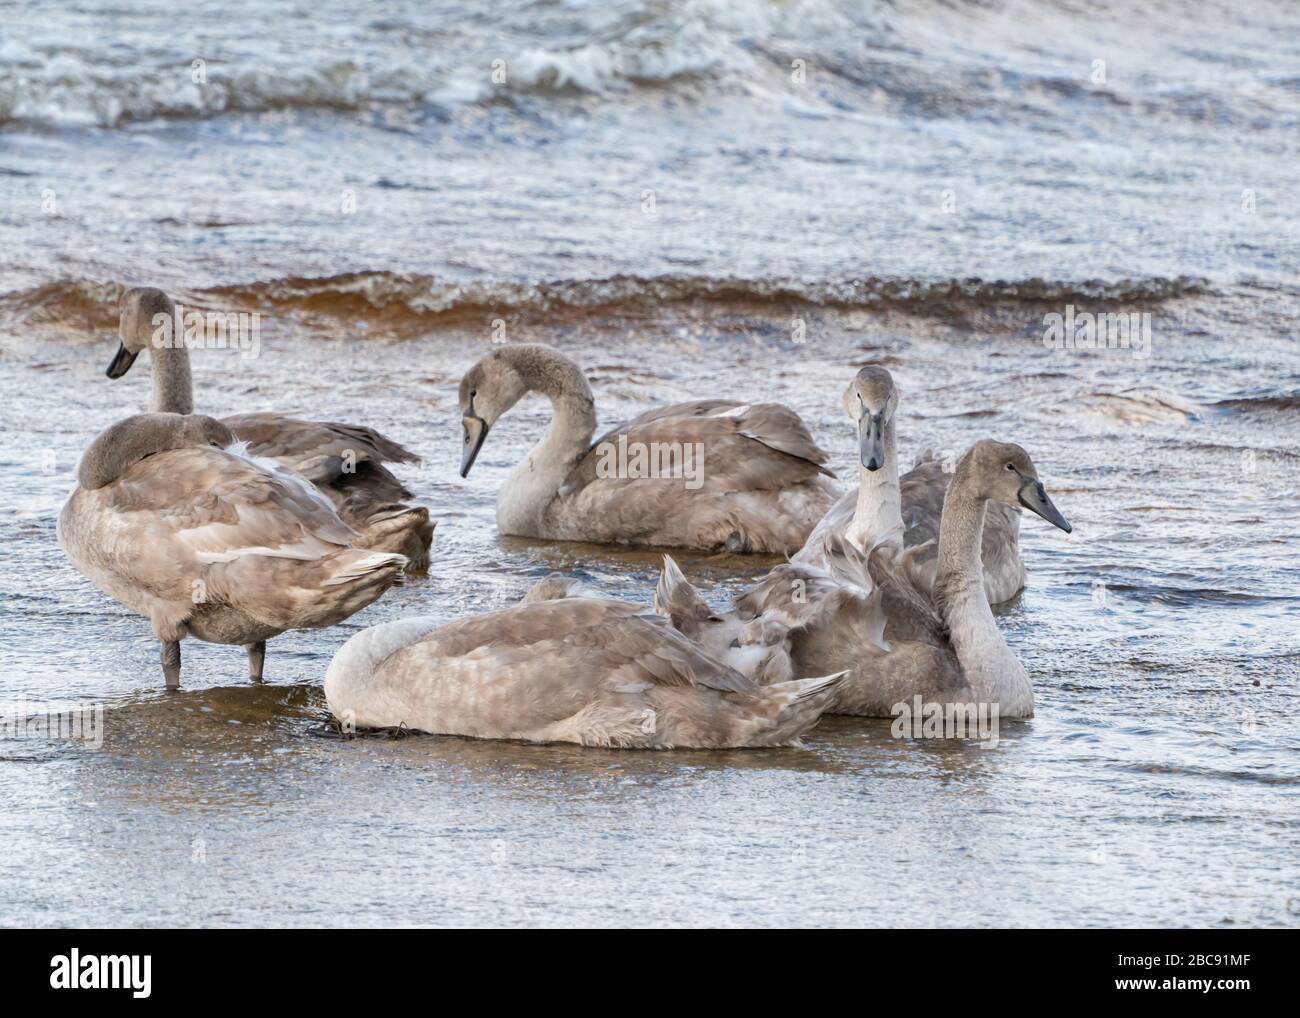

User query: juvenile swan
[324,598,845,748]
[108,287,433,572]
[737,440,1071,718]
[795,366,1025,603]
[457,344,839,554]
[59,413,407,687]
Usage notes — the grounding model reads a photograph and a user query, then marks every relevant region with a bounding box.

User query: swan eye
[1005,463,1015,471]
[470,389,477,398]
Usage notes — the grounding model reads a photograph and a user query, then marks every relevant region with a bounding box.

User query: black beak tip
[105,344,137,379]
[865,458,881,471]
[460,419,488,479]
[1060,520,1073,534]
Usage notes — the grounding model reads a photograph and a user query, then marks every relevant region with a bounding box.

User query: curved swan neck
[77,412,233,489]
[149,341,194,415]
[847,415,901,549]
[507,346,597,457]
[495,347,598,532]
[935,467,1032,713]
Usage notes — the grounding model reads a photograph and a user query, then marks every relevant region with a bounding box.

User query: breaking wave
[0,271,1210,334]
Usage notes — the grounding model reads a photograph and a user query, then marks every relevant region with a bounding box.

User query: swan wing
[93,445,355,576]
[428,598,754,692]
[791,485,858,565]
[222,412,418,500]
[564,400,832,496]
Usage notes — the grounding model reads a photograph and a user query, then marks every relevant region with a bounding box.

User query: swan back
[325,597,845,748]
[76,412,234,490]
[519,572,605,603]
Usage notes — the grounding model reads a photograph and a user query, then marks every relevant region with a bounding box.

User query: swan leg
[160,640,181,689]
[246,641,266,683]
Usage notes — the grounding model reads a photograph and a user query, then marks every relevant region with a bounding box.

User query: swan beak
[106,343,138,379]
[859,410,886,471]
[1018,478,1072,533]
[460,415,489,478]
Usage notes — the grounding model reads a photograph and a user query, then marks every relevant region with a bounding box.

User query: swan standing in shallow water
[457,344,840,554]
[795,366,1025,604]
[324,597,845,749]
[108,287,433,572]
[736,440,1070,718]
[59,413,408,687]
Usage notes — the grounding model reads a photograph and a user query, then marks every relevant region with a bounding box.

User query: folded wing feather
[564,400,833,497]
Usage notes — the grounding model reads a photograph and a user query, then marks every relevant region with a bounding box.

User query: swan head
[457,348,530,477]
[967,439,1072,533]
[842,366,898,471]
[108,287,176,379]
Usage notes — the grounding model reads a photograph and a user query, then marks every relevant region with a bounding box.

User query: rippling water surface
[0,0,1297,927]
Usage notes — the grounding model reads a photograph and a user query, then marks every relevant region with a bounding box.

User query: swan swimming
[795,365,1025,604]
[737,440,1071,718]
[457,344,840,554]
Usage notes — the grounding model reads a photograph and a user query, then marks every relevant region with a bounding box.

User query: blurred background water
[0,0,1297,927]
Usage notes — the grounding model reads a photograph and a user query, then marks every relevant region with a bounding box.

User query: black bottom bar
[0,929,1287,1005]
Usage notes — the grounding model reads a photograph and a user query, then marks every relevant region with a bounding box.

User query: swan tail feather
[746,671,847,746]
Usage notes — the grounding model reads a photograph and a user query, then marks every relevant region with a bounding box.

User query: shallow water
[1,0,1299,927]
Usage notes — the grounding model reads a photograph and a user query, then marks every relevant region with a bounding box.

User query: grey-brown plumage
[59,413,408,687]
[653,556,796,685]
[736,439,1071,718]
[738,535,966,716]
[794,365,1025,603]
[458,345,840,554]
[898,451,1023,604]
[517,562,797,686]
[108,287,433,573]
[519,572,604,603]
[324,597,846,749]
[220,412,434,571]
[77,412,235,490]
